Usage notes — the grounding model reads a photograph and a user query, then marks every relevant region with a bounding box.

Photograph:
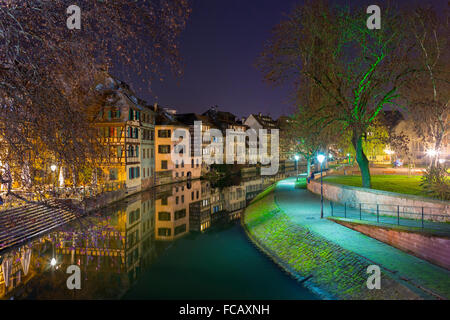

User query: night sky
[117,0,447,120]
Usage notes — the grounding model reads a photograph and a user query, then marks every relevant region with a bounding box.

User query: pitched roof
[251,113,279,129]
[175,113,216,128]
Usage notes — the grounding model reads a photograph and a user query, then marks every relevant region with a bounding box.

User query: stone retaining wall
[330,218,450,271]
[307,180,450,222]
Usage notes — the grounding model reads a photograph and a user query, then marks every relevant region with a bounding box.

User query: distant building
[202,106,248,164]
[94,76,146,194]
[140,104,157,190]
[175,113,216,175]
[154,105,202,185]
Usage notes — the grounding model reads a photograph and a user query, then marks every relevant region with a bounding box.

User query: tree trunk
[306,157,311,176]
[352,132,371,188]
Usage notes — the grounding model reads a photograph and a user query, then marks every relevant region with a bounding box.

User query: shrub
[420,164,450,200]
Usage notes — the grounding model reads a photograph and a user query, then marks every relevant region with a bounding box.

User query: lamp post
[347,153,350,165]
[50,164,57,194]
[294,155,299,181]
[317,154,325,219]
[384,148,394,164]
[426,149,438,167]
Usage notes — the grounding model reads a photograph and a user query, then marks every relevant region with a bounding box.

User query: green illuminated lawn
[323,175,429,197]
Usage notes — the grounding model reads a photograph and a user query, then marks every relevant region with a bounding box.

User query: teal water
[1,177,317,300]
[124,221,317,300]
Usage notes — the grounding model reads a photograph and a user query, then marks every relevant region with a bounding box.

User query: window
[158,228,171,236]
[161,197,168,205]
[174,209,186,220]
[191,159,194,167]
[176,196,179,204]
[174,224,186,235]
[175,160,179,168]
[191,192,194,200]
[161,160,168,170]
[109,168,118,181]
[181,160,184,168]
[181,195,184,203]
[158,129,171,138]
[158,145,171,154]
[158,212,171,221]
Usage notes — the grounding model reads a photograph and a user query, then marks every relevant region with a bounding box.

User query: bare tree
[258,1,415,188]
[0,1,190,202]
[403,6,449,167]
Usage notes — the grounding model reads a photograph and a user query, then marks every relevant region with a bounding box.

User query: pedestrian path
[275,177,450,299]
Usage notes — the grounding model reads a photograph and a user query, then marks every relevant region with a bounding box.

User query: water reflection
[0,174,293,299]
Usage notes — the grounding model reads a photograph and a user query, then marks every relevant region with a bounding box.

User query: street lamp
[294,155,300,181]
[347,153,350,164]
[384,148,394,164]
[426,149,439,166]
[50,164,57,194]
[317,154,325,219]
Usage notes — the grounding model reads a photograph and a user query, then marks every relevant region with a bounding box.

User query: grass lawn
[295,178,307,189]
[323,175,430,197]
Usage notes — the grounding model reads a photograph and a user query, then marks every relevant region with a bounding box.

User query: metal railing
[329,201,450,233]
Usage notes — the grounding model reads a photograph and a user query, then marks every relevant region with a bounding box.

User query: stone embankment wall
[307,180,450,222]
[243,187,422,300]
[83,188,128,212]
[329,218,450,271]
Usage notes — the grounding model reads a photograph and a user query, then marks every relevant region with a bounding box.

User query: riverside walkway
[275,177,450,299]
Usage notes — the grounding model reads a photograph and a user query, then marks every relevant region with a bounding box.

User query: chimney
[154,102,158,112]
[242,117,246,124]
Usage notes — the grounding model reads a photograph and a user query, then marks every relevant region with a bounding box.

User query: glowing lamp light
[384,149,394,155]
[50,258,57,266]
[50,164,57,172]
[294,155,300,161]
[426,149,438,157]
[439,159,445,164]
[317,154,325,164]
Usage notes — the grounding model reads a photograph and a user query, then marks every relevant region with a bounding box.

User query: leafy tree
[258,1,414,188]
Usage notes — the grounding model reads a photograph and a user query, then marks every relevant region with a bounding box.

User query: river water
[0,176,317,300]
